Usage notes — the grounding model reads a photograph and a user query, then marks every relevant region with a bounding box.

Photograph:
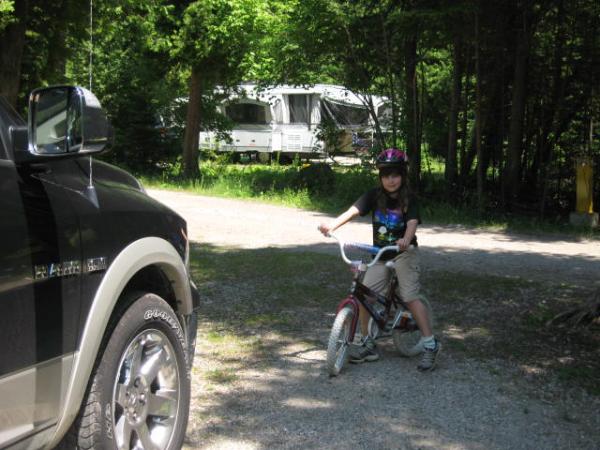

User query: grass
[557,367,600,395]
[140,161,373,213]
[244,313,295,328]
[205,368,238,384]
[189,243,600,396]
[139,161,599,239]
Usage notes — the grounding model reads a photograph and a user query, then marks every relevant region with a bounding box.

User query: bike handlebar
[328,233,399,267]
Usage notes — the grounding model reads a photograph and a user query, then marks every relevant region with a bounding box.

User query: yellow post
[575,157,594,214]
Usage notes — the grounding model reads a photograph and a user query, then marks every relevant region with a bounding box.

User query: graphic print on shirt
[373,207,405,247]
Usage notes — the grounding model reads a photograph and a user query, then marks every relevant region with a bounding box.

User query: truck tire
[67,293,190,449]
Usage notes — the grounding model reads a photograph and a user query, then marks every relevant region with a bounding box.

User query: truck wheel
[70,293,190,449]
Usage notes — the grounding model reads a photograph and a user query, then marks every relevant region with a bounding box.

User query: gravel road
[149,189,600,450]
[149,189,600,287]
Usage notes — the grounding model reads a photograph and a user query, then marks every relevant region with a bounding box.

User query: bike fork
[336,296,360,343]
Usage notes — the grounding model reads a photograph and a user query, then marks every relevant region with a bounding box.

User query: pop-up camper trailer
[199,83,386,161]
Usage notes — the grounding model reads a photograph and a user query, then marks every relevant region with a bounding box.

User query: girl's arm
[318,206,361,236]
[397,218,418,250]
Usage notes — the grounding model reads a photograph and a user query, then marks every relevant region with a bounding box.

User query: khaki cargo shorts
[362,247,421,301]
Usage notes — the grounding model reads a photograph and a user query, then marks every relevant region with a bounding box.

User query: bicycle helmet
[376,148,407,169]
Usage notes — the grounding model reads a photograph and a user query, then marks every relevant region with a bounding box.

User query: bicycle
[325,233,433,376]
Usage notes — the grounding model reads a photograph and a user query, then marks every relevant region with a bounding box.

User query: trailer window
[288,95,310,124]
[321,99,369,126]
[225,103,267,124]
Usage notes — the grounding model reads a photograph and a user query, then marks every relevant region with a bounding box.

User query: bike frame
[325,233,425,376]
[339,268,411,340]
[330,234,414,343]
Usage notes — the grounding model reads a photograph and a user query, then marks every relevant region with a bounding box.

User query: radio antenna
[89,0,93,91]
[86,0,98,207]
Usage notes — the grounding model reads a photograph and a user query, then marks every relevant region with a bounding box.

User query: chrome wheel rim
[112,329,181,450]
[334,319,351,371]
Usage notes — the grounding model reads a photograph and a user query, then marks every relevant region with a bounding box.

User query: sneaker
[349,338,379,364]
[417,340,441,372]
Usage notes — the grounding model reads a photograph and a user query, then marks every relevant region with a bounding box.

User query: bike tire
[326,306,354,376]
[392,296,434,357]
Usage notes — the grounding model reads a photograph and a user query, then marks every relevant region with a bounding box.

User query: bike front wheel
[392,296,434,357]
[326,306,354,376]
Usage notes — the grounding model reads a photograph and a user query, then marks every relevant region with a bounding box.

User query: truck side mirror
[14,86,112,163]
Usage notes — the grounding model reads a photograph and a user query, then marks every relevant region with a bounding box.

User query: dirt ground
[150,189,600,450]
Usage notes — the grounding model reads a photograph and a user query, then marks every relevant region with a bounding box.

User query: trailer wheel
[257,152,271,164]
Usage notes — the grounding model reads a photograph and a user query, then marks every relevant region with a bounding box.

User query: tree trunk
[459,49,471,181]
[379,11,398,147]
[182,67,202,179]
[0,0,28,107]
[404,34,421,191]
[474,12,483,209]
[463,106,489,183]
[538,0,566,217]
[446,35,462,192]
[505,11,531,204]
[481,81,504,187]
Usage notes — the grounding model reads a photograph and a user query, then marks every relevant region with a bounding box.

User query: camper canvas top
[199,83,387,156]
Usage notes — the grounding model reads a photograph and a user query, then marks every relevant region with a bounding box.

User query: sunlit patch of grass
[205,330,230,344]
[203,329,266,359]
[205,368,238,384]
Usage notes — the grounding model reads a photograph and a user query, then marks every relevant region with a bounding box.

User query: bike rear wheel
[326,306,354,376]
[392,296,433,357]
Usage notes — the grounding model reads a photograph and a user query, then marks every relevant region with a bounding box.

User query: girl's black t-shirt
[353,188,420,257]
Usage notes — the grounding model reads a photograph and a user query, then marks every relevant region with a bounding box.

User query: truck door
[0,159,81,447]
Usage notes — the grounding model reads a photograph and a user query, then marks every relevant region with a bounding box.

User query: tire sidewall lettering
[104,403,114,440]
[144,308,189,375]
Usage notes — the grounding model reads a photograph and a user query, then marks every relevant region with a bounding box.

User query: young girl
[318,148,440,371]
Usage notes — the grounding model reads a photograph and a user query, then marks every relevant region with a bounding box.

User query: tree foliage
[170,0,266,177]
[3,0,599,218]
[63,0,183,171]
[0,0,15,31]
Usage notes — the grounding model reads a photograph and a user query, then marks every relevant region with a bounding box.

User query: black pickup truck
[0,86,198,449]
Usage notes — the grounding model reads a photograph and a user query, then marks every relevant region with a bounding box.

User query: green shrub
[294,163,335,194]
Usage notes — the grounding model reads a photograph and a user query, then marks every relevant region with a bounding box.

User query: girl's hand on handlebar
[396,237,411,251]
[318,223,332,236]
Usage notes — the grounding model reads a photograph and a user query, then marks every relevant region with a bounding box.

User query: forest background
[1,0,599,228]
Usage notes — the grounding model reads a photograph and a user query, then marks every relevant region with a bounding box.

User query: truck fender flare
[48,236,192,448]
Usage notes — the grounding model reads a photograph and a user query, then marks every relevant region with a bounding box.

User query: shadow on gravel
[284,239,600,287]
[423,225,600,244]
[184,242,600,449]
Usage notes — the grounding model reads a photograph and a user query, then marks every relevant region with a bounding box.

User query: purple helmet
[376,148,407,169]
